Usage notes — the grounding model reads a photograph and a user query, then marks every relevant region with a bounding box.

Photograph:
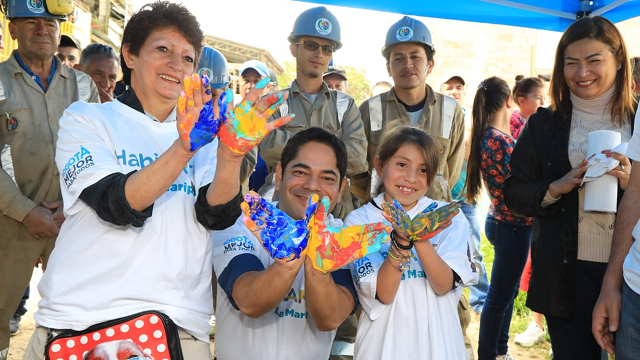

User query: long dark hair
[549,16,636,126]
[465,77,511,202]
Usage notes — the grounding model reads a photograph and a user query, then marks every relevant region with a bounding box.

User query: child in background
[509,76,545,139]
[346,126,477,360]
[467,77,533,360]
[510,77,548,347]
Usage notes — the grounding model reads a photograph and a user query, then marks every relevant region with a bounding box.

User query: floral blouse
[481,126,533,225]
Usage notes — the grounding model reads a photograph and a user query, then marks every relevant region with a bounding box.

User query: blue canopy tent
[294,0,640,31]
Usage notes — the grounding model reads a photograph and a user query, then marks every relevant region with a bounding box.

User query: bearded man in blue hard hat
[355,15,473,359]
[258,6,369,220]
[0,0,99,358]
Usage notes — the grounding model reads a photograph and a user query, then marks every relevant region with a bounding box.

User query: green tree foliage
[276,61,371,106]
[344,65,370,106]
[276,61,297,90]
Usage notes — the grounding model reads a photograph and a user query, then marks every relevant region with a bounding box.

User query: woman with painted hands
[344,126,477,360]
[503,16,636,360]
[23,2,291,359]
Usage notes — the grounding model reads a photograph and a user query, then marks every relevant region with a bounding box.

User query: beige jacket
[0,53,99,240]
[355,85,465,202]
[258,80,368,219]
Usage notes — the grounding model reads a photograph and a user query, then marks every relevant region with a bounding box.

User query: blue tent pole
[478,0,575,19]
[592,0,631,16]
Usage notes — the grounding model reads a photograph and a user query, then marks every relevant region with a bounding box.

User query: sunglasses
[294,40,335,56]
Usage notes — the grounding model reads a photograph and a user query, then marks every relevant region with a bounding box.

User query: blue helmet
[288,6,342,50]
[197,47,230,89]
[382,16,434,59]
[2,0,70,20]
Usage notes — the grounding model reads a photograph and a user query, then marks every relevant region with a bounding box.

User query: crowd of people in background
[2,1,640,360]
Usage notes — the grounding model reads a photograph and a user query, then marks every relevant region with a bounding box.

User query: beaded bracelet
[391,230,413,250]
[387,242,412,271]
[388,249,402,261]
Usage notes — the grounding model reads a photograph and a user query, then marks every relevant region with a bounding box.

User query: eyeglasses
[294,40,335,56]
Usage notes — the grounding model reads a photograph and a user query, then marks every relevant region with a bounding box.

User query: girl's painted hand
[306,196,390,273]
[217,77,293,155]
[241,191,317,261]
[382,200,459,242]
[603,151,631,190]
[409,201,460,242]
[380,200,414,237]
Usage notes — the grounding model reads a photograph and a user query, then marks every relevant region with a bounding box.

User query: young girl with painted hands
[345,126,477,360]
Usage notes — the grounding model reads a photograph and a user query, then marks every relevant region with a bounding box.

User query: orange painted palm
[307,195,391,273]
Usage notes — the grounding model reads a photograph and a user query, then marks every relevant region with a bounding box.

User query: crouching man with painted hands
[213,127,387,360]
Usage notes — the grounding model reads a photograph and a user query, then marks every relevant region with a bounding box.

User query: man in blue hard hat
[258,6,368,221]
[356,16,465,203]
[355,15,474,360]
[0,0,99,358]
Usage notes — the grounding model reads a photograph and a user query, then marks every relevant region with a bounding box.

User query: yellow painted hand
[217,77,293,154]
[307,195,391,273]
[382,200,460,242]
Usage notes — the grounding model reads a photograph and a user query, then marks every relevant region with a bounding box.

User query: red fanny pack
[44,311,184,360]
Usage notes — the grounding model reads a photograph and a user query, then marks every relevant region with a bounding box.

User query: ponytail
[465,76,511,202]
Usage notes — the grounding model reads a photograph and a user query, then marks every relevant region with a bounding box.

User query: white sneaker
[496,353,518,360]
[514,320,545,346]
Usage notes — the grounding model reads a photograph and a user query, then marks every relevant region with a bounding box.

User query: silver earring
[618,64,622,69]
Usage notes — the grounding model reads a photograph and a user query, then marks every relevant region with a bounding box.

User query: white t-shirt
[345,193,477,360]
[35,100,218,342]
[623,109,640,294]
[212,212,355,360]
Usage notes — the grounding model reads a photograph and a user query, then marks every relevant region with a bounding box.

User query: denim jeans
[615,281,640,359]
[460,201,489,312]
[477,217,532,360]
[14,285,29,317]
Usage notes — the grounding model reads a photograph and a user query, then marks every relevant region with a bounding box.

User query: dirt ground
[7,269,544,360]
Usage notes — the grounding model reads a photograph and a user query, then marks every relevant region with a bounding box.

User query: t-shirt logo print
[27,0,45,13]
[396,26,413,41]
[315,18,332,35]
